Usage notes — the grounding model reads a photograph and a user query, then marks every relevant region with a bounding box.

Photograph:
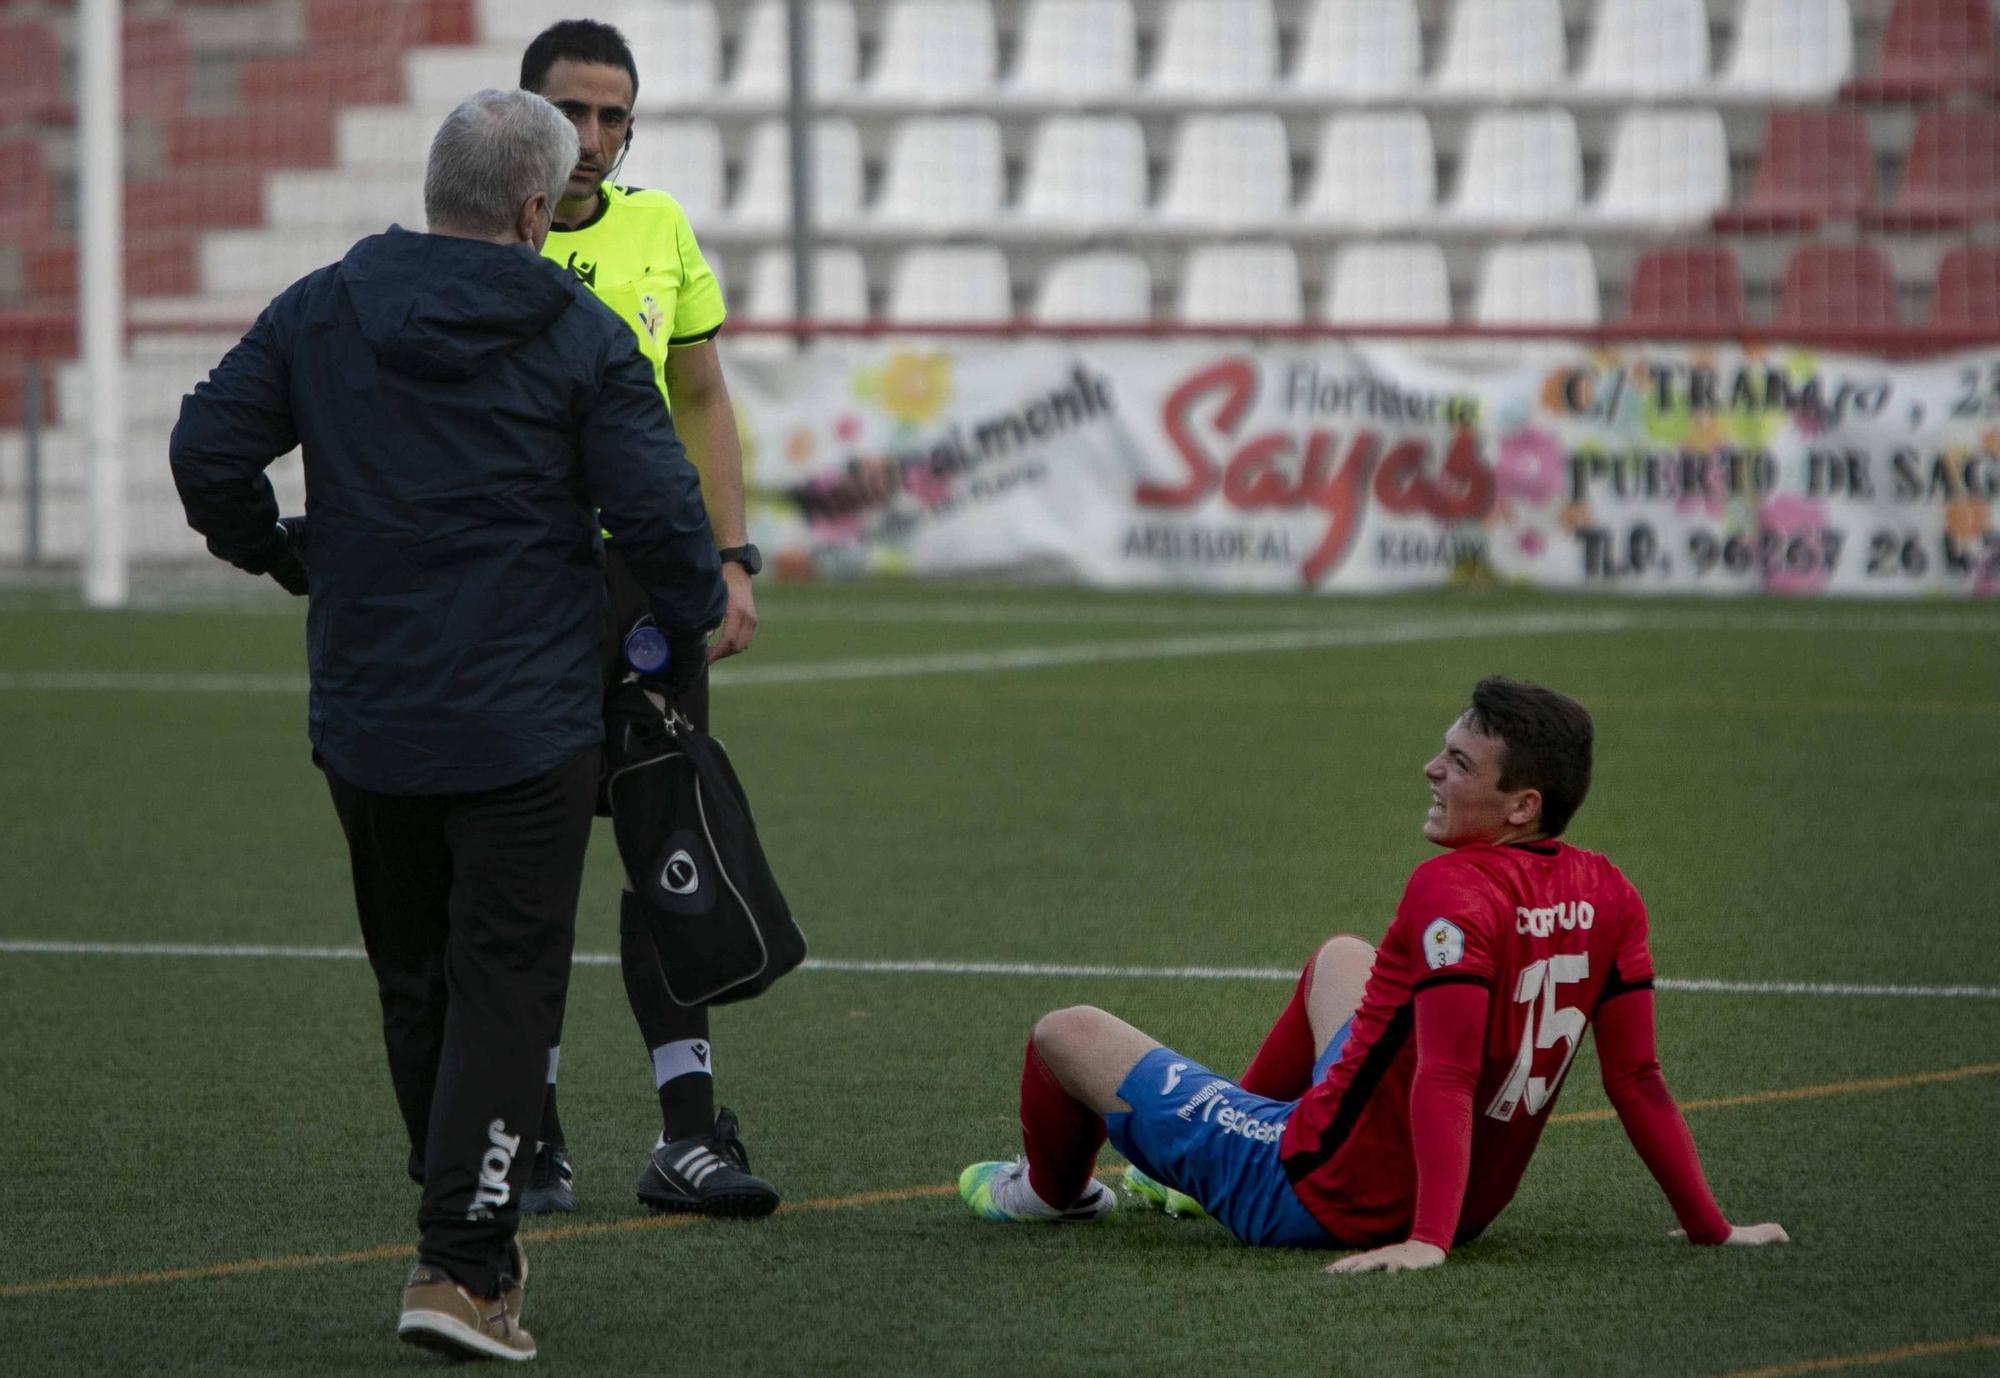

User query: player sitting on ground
[960,677,1789,1272]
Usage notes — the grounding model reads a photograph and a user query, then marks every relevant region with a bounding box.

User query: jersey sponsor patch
[1422,917,1466,970]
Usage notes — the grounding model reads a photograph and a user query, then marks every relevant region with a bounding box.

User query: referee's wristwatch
[718,543,762,577]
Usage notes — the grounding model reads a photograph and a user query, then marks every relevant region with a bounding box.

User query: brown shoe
[397,1255,535,1363]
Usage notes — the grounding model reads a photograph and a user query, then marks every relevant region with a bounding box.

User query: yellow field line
[1714,1334,2000,1377]
[1547,1060,2000,1125]
[2,1061,1994,1301]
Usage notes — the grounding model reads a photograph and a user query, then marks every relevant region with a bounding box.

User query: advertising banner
[726,340,2000,597]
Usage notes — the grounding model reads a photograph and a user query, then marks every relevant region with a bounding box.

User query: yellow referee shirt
[541,181,727,420]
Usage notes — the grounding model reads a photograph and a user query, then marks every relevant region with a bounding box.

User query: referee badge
[638,293,663,345]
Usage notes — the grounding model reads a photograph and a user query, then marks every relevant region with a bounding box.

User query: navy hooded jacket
[170,228,726,796]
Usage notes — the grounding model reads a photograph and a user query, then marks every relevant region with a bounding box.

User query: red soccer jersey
[1278,840,1655,1246]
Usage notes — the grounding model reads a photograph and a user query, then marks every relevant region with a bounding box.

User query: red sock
[1020,1038,1106,1208]
[1239,949,1321,1098]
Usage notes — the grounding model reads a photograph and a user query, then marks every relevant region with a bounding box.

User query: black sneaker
[519,1142,577,1216]
[635,1107,780,1219]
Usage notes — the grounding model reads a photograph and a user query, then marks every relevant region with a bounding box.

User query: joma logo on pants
[470,1119,522,1216]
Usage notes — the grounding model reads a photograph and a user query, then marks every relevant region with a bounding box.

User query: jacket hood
[339,228,576,382]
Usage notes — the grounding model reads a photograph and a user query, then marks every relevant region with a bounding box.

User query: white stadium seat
[1010,0,1138,97]
[867,0,997,100]
[1178,244,1303,325]
[1290,0,1421,96]
[1299,112,1437,229]
[1716,0,1853,97]
[1474,241,1601,324]
[614,119,725,225]
[1577,0,1710,95]
[887,246,1014,324]
[1034,252,1154,323]
[444,3,721,107]
[729,1,858,101]
[732,118,864,229]
[1433,0,1567,96]
[743,247,870,321]
[1591,108,1729,228]
[1448,108,1582,227]
[1322,242,1451,324]
[1148,0,1278,97]
[1156,114,1290,228]
[1015,116,1148,230]
[873,116,1004,229]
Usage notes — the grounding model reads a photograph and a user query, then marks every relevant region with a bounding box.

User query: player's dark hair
[1464,677,1593,839]
[520,19,640,102]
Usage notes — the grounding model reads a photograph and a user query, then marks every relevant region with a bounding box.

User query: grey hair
[423,89,577,237]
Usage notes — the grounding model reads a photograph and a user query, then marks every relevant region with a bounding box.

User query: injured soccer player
[959,676,1790,1274]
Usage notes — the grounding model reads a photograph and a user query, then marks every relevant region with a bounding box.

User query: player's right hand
[1673,1222,1790,1246]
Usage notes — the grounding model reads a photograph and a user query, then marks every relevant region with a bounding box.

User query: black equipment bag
[603,683,806,1006]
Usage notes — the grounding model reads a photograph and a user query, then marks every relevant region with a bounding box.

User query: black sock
[653,1017,715,1141]
[538,1078,564,1148]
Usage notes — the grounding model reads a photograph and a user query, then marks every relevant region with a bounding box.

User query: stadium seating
[614,120,726,226]
[887,246,1012,324]
[872,117,1004,230]
[1323,242,1452,325]
[1288,0,1422,97]
[1930,246,2000,329]
[729,1,858,102]
[1577,0,1710,96]
[732,119,865,231]
[0,21,62,124]
[1299,113,1437,229]
[1864,110,2000,230]
[1009,0,1138,98]
[1179,244,1304,325]
[1148,0,1279,97]
[1842,0,1998,100]
[1448,109,1583,228]
[1033,253,1155,324]
[867,0,997,101]
[1717,0,1854,96]
[1156,114,1291,229]
[1624,246,1746,333]
[1776,244,1901,329]
[1591,109,1731,229]
[1474,242,1602,325]
[1434,0,1567,97]
[1013,117,1149,231]
[1713,109,1874,231]
[742,247,870,322]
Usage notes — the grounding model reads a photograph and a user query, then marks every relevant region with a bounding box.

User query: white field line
[1,939,1994,999]
[4,607,1996,697]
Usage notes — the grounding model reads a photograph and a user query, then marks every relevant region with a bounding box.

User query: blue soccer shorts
[1104,1021,1352,1248]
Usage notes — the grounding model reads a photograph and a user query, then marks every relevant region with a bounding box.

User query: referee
[170,89,725,1360]
[513,18,778,1220]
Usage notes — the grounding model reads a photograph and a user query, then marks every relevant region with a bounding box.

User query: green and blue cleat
[1121,1163,1208,1220]
[958,1159,1115,1222]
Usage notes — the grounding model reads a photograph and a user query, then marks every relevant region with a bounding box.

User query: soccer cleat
[635,1107,780,1219]
[958,1158,1115,1223]
[519,1142,576,1216]
[1121,1163,1208,1220]
[397,1250,535,1363]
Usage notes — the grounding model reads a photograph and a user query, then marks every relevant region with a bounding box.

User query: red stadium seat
[0,20,63,124]
[167,112,338,172]
[237,53,406,108]
[124,176,266,232]
[1775,244,1899,330]
[1864,110,2000,231]
[122,17,190,118]
[23,234,201,302]
[0,138,56,244]
[1624,246,1745,334]
[1841,0,1997,99]
[1930,246,2000,330]
[1712,110,1873,232]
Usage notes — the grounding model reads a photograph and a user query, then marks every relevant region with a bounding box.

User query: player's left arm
[1326,977,1488,1276]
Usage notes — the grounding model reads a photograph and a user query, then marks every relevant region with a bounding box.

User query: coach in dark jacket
[169,88,723,1363]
